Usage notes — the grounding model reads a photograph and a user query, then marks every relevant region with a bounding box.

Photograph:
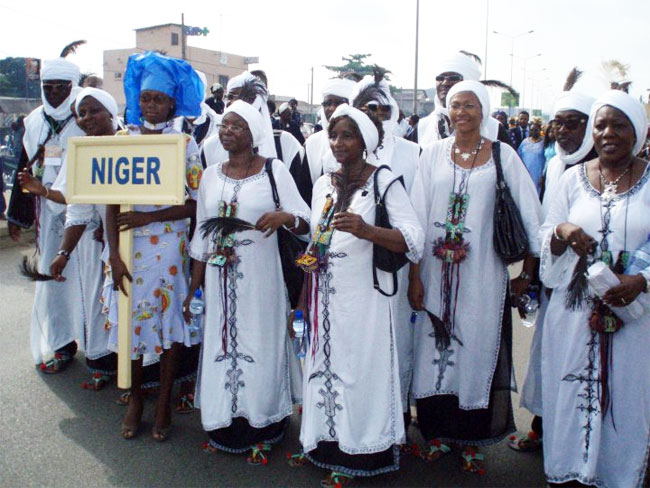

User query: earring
[363,149,368,159]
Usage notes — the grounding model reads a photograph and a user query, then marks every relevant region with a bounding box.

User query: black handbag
[372,165,409,297]
[265,158,307,308]
[492,141,529,264]
[6,147,36,229]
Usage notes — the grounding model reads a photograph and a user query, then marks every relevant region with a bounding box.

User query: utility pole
[413,0,420,115]
[483,0,489,79]
[181,13,186,60]
[310,67,314,113]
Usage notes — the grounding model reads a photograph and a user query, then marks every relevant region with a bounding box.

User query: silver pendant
[602,183,617,201]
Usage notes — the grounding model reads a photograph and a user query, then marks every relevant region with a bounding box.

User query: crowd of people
[5,47,649,488]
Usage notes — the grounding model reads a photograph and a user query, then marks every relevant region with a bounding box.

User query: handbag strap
[492,141,507,190]
[372,164,402,298]
[264,157,281,210]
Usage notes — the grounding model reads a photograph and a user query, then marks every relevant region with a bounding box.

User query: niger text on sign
[65,134,186,206]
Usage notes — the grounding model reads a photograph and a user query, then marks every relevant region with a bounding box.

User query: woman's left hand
[182,295,193,324]
[603,274,646,307]
[116,211,152,231]
[256,211,290,238]
[510,276,531,303]
[332,211,369,239]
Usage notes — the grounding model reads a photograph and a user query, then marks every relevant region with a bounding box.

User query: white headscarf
[223,99,264,148]
[321,78,356,102]
[40,58,80,120]
[227,71,276,157]
[552,91,596,166]
[75,87,119,130]
[434,52,482,110]
[279,102,291,114]
[446,80,491,135]
[330,104,379,153]
[589,90,648,156]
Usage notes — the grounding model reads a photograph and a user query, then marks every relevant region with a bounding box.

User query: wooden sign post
[66,134,186,389]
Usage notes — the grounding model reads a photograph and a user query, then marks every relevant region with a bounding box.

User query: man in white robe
[10,57,85,369]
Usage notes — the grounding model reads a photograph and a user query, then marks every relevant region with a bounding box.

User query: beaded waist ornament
[296,194,336,272]
[430,191,472,349]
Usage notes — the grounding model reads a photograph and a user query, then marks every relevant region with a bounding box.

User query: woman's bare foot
[121,396,143,439]
[152,400,171,442]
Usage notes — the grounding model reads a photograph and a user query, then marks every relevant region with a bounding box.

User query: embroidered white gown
[539,164,650,488]
[409,138,542,410]
[190,159,310,434]
[369,136,420,415]
[299,168,424,467]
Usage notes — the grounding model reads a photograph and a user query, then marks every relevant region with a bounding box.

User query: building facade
[103,23,252,108]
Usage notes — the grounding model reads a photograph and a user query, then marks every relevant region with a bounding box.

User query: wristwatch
[56,249,71,260]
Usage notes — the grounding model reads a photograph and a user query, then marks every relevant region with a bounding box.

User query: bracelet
[43,187,50,199]
[56,249,71,260]
[553,224,565,242]
[283,215,300,231]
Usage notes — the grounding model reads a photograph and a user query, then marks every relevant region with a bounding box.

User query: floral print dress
[103,125,203,359]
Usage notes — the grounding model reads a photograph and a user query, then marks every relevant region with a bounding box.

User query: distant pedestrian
[278,102,305,144]
[206,82,225,114]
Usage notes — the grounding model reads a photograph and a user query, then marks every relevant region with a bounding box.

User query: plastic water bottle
[518,292,539,328]
[188,289,204,339]
[292,310,307,359]
[626,234,650,274]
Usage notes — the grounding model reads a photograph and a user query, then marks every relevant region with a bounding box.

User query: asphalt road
[0,239,546,487]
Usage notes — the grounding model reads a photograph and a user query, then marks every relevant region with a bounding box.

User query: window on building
[219,75,229,86]
[171,33,179,46]
[115,72,122,79]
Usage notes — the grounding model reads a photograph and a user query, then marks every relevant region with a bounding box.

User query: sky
[1,0,649,115]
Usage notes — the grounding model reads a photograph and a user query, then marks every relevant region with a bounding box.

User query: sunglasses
[552,118,586,130]
[435,74,463,83]
[42,81,72,91]
[365,104,392,113]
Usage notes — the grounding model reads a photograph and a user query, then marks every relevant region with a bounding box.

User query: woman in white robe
[540,90,650,488]
[294,105,423,486]
[409,81,542,474]
[351,73,421,437]
[187,101,310,463]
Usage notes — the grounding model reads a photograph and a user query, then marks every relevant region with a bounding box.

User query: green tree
[324,54,391,80]
[0,57,40,98]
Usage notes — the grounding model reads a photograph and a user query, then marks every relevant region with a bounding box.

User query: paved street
[0,237,545,487]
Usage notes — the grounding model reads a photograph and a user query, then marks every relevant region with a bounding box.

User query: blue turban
[123,51,203,125]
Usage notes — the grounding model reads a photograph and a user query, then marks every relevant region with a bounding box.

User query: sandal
[421,438,452,462]
[202,441,218,453]
[39,352,72,374]
[321,471,354,488]
[247,443,271,466]
[508,431,542,452]
[460,447,486,475]
[116,388,154,406]
[175,394,195,414]
[286,452,309,467]
[81,372,111,390]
